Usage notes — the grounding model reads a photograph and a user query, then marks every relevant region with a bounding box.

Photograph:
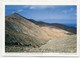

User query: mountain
[5,13,76,49]
[5,13,50,47]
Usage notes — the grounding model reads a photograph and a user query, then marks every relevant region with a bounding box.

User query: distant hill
[5,13,76,48]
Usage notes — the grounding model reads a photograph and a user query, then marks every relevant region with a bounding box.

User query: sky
[5,5,77,27]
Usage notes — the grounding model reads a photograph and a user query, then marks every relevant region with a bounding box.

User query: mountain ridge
[5,13,76,48]
[10,13,76,34]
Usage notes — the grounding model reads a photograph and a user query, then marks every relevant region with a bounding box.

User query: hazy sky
[5,5,77,24]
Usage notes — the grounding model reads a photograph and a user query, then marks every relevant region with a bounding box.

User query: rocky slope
[29,35,77,53]
[5,13,77,52]
[5,35,77,53]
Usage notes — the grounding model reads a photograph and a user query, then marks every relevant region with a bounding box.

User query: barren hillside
[5,13,77,52]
